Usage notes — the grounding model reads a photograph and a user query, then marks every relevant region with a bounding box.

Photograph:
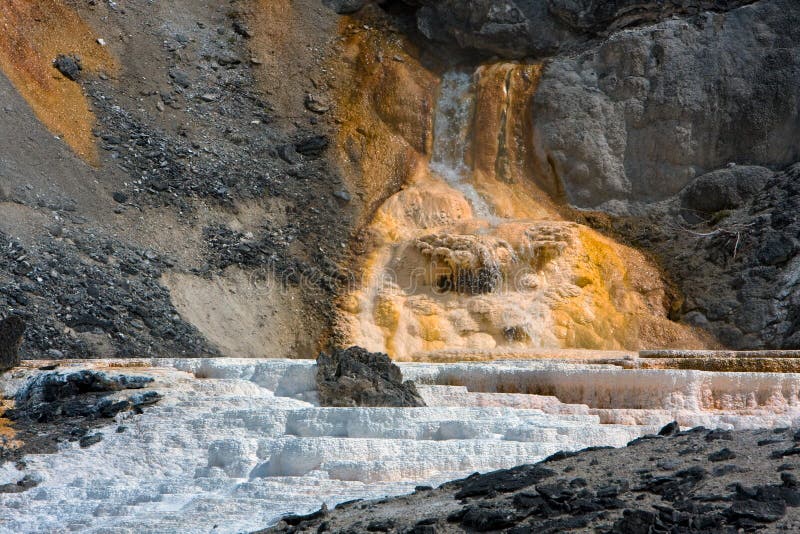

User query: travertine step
[640,350,800,359]
[5,357,800,533]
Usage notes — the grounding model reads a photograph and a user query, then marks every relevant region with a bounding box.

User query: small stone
[200,93,219,102]
[112,191,128,204]
[304,94,330,114]
[53,54,82,81]
[322,0,366,14]
[79,433,104,448]
[169,69,190,88]
[46,349,64,359]
[333,190,351,202]
[708,448,736,462]
[295,135,329,156]
[232,21,253,38]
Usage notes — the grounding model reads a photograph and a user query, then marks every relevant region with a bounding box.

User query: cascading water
[429,71,494,220]
[338,64,709,360]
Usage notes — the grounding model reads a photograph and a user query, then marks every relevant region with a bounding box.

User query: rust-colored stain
[0,400,20,450]
[0,0,117,164]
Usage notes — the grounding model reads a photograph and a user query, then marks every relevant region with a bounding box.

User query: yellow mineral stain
[0,400,19,449]
[322,20,711,358]
[332,24,438,230]
[0,0,117,164]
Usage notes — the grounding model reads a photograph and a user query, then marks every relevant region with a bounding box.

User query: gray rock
[404,1,799,209]
[316,346,426,407]
[53,55,82,81]
[532,0,800,207]
[404,0,753,59]
[681,166,773,214]
[322,0,367,15]
[0,315,26,373]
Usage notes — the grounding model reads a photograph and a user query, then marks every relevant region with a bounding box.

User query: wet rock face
[0,316,25,372]
[316,347,426,407]
[398,1,799,208]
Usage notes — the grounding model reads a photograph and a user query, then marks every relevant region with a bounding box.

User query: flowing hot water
[338,66,707,360]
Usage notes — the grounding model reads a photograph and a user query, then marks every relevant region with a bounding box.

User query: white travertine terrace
[2,357,800,533]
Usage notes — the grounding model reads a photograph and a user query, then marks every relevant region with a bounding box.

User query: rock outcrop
[608,163,800,349]
[395,0,800,208]
[316,346,426,407]
[402,0,755,59]
[0,316,25,373]
[532,0,800,207]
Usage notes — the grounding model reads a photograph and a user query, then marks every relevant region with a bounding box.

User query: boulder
[681,166,774,214]
[316,346,426,407]
[322,0,367,15]
[0,315,26,372]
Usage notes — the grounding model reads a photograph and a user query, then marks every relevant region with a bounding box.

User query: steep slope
[0,0,358,359]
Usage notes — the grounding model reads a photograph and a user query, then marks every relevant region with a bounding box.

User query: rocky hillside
[1,0,799,355]
[0,0,359,359]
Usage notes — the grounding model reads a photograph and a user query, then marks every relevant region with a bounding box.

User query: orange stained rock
[0,400,18,447]
[470,63,559,220]
[0,0,116,163]
[333,24,438,229]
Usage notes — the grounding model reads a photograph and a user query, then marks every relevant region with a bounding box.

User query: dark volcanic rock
[262,427,800,533]
[316,346,426,407]
[1,368,163,466]
[9,370,156,423]
[322,0,366,15]
[403,0,755,59]
[0,315,25,372]
[53,54,82,81]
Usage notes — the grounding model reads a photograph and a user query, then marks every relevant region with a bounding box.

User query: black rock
[79,433,103,448]
[366,518,395,532]
[322,0,366,14]
[53,54,82,81]
[611,509,656,534]
[706,429,733,442]
[0,475,38,494]
[455,465,555,499]
[459,506,518,531]
[295,135,329,157]
[232,20,253,38]
[316,346,426,408]
[726,499,786,523]
[112,191,129,204]
[0,315,26,372]
[658,421,680,437]
[708,448,737,462]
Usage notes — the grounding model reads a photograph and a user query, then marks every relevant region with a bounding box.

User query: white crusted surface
[2,358,800,533]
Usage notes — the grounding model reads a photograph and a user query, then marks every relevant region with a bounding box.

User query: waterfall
[429,70,494,220]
